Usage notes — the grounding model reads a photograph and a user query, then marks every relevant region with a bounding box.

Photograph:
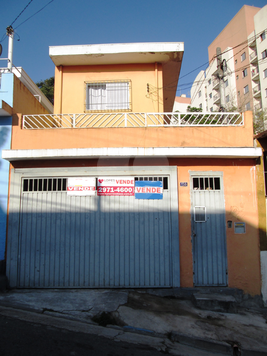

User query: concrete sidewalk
[0,288,266,356]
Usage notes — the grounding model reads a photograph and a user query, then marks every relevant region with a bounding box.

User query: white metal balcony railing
[22,112,243,129]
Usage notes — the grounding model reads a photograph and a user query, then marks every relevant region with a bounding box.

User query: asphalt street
[0,314,163,356]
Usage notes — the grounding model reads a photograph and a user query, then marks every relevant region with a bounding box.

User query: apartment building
[191,5,267,115]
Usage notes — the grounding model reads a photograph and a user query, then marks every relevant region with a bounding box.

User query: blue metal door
[190,172,228,286]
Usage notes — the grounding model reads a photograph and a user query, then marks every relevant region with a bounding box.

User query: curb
[169,331,232,355]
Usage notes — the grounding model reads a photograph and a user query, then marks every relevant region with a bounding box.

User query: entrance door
[190,172,227,286]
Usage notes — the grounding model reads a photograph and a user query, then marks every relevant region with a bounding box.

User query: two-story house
[2,43,263,298]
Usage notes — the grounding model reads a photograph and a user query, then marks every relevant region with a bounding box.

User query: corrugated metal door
[190,172,227,286]
[17,175,173,288]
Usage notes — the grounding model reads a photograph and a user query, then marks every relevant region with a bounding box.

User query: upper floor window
[209,93,212,99]
[198,90,201,98]
[224,79,228,87]
[199,103,202,109]
[226,95,230,103]
[241,52,246,62]
[245,102,251,110]
[262,50,267,59]
[260,31,266,42]
[242,68,247,78]
[265,88,267,97]
[264,68,267,78]
[85,80,131,111]
[244,85,249,94]
[208,79,211,85]
[236,75,239,80]
[210,107,213,112]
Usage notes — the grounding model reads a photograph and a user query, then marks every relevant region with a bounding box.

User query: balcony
[22,112,243,129]
[250,51,258,63]
[251,67,259,81]
[212,78,220,90]
[6,111,255,155]
[213,94,220,104]
[253,84,261,98]
[248,35,256,48]
[254,103,262,111]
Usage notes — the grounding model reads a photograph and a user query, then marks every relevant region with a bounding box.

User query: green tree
[254,109,267,134]
[36,77,54,105]
[187,105,202,112]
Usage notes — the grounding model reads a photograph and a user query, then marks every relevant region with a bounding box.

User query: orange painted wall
[174,158,261,296]
[13,75,49,115]
[54,63,163,114]
[11,112,254,150]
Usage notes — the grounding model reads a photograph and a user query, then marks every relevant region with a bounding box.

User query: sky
[0,0,266,98]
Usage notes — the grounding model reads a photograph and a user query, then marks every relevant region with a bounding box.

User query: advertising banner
[97,177,135,196]
[67,177,96,196]
[135,181,163,199]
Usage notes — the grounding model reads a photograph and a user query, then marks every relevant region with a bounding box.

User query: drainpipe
[6,26,14,72]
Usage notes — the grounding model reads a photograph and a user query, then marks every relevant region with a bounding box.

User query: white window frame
[85,80,131,112]
[242,68,247,78]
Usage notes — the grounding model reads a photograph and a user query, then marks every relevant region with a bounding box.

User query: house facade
[2,43,263,297]
[0,67,53,273]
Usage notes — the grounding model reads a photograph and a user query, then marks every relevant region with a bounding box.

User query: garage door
[7,167,179,288]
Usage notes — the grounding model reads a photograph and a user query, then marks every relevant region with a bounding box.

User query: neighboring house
[2,42,263,299]
[0,66,53,273]
[191,5,267,115]
[173,95,191,112]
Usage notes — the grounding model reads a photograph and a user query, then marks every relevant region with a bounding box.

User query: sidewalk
[0,288,266,356]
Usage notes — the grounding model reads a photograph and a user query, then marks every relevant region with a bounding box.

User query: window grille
[193,177,221,191]
[23,178,67,192]
[86,80,131,111]
[135,176,168,190]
